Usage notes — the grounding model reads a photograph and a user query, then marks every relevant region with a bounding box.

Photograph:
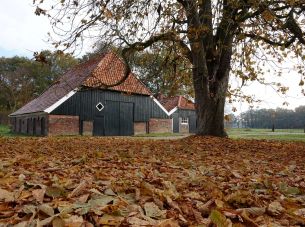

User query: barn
[157,95,197,133]
[9,52,174,136]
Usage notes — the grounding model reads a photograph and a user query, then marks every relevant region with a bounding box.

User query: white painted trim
[168,107,178,115]
[151,96,170,116]
[150,96,178,116]
[44,89,78,113]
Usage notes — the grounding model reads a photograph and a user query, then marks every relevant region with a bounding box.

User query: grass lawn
[1,123,305,142]
[228,128,304,134]
[0,124,12,136]
[134,132,184,137]
[227,128,305,142]
[0,136,305,226]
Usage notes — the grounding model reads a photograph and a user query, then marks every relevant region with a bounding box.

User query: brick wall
[82,121,93,136]
[48,115,79,136]
[148,118,172,134]
[134,122,147,135]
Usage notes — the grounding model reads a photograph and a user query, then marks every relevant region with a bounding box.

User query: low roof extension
[156,95,195,115]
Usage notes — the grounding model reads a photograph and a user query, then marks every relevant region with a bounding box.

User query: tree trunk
[194,74,229,137]
[192,47,231,137]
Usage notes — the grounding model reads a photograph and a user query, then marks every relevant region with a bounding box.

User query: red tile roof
[157,95,195,112]
[10,52,152,116]
[83,52,151,95]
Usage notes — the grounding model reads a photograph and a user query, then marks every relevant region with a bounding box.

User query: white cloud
[0,0,52,57]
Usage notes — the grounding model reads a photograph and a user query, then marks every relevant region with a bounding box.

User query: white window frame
[181,117,189,125]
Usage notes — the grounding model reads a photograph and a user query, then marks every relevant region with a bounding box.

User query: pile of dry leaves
[0,136,305,226]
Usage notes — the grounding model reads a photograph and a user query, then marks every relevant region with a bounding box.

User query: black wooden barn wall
[172,109,197,133]
[51,89,169,136]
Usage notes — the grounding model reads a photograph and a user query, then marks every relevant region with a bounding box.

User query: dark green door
[93,116,105,136]
[172,113,179,133]
[105,101,120,136]
[120,102,134,136]
[104,101,134,136]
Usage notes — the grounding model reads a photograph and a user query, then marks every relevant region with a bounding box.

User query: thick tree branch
[244,33,297,47]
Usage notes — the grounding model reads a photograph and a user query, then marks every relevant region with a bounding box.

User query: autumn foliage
[0,136,305,226]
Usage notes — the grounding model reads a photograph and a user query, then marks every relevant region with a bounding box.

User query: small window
[181,117,188,124]
[96,102,104,111]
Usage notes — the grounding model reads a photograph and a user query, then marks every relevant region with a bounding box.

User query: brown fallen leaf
[0,188,14,202]
[46,186,66,198]
[97,214,124,226]
[196,199,214,216]
[39,204,54,217]
[144,202,166,219]
[157,218,179,227]
[232,170,242,179]
[63,215,84,227]
[127,216,151,226]
[13,221,28,227]
[236,207,266,216]
[32,188,46,203]
[294,208,305,217]
[239,210,260,227]
[166,196,182,213]
[52,217,65,227]
[38,215,56,226]
[100,197,128,214]
[209,210,233,227]
[267,201,284,216]
[192,207,206,224]
[77,193,90,203]
[184,191,202,200]
[68,180,88,198]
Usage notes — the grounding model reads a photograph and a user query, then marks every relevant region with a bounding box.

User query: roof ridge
[97,52,152,95]
[83,52,152,95]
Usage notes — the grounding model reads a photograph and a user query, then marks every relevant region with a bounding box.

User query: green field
[134,132,183,137]
[1,124,305,142]
[227,128,305,142]
[0,124,12,136]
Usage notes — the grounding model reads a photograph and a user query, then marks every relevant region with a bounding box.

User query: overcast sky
[0,0,304,113]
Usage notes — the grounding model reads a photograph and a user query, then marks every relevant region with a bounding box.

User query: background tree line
[239,106,305,129]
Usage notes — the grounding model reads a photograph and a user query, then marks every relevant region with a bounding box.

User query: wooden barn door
[93,116,105,136]
[172,113,179,133]
[105,101,134,136]
[105,101,120,136]
[120,102,134,136]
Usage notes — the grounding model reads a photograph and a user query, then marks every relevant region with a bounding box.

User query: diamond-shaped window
[96,102,104,111]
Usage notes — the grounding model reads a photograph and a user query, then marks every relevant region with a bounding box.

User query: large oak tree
[34,0,305,137]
